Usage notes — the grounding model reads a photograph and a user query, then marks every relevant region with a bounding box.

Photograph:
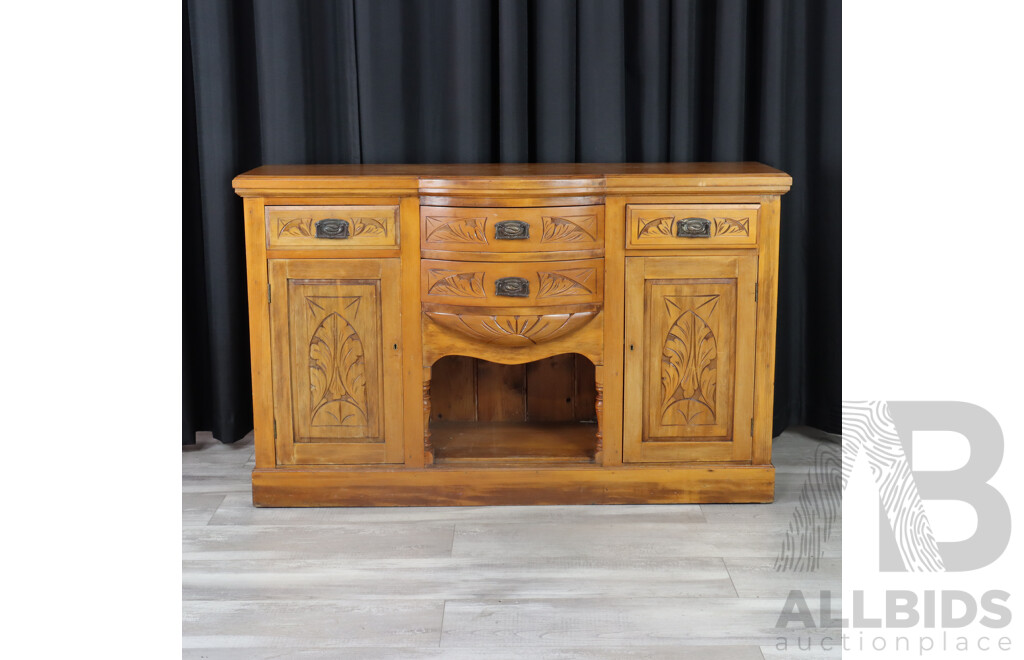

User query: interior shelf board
[431,421,597,464]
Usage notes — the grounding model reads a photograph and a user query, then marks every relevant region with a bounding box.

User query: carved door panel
[268,259,403,465]
[623,256,757,463]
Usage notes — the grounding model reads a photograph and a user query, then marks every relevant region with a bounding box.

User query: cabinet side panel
[622,258,645,463]
[752,196,781,465]
[601,196,626,465]
[380,259,406,463]
[243,197,276,468]
[400,196,426,466]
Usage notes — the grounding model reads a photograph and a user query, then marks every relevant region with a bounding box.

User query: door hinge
[273,418,277,439]
[267,283,272,304]
[751,418,755,436]
[754,282,758,303]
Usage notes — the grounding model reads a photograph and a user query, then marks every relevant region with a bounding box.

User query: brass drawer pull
[676,217,711,238]
[494,220,530,240]
[494,276,530,297]
[315,218,350,239]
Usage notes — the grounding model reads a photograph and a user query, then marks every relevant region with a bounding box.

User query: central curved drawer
[421,258,603,307]
[424,303,600,347]
[421,205,604,254]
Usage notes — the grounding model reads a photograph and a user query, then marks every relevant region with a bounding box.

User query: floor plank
[439,597,839,647]
[450,521,840,560]
[182,599,444,648]
[183,493,227,527]
[182,475,254,494]
[725,557,841,598]
[183,556,735,601]
[184,645,767,659]
[182,426,842,653]
[762,644,842,659]
[183,524,455,560]
[209,494,706,526]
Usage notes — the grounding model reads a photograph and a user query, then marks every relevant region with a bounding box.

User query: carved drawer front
[266,205,399,249]
[424,304,600,347]
[421,205,604,254]
[626,204,758,248]
[421,258,603,308]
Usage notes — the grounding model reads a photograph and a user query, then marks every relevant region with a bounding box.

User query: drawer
[424,304,600,347]
[421,205,604,253]
[266,205,399,249]
[421,258,603,307]
[626,204,758,248]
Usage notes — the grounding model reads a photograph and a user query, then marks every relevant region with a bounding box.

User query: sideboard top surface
[232,162,791,197]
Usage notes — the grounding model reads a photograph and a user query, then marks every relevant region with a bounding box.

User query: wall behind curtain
[184,0,840,444]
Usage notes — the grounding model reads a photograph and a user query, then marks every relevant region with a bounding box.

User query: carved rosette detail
[426,269,487,298]
[537,269,596,298]
[541,215,597,242]
[424,216,488,244]
[426,310,598,346]
[307,299,369,428]
[660,295,719,426]
[713,217,749,236]
[277,216,388,238]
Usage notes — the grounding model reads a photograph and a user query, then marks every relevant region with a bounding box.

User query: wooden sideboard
[232,163,791,506]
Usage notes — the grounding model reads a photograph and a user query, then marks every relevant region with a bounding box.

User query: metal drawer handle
[495,277,530,297]
[494,220,530,240]
[676,217,711,238]
[315,218,350,239]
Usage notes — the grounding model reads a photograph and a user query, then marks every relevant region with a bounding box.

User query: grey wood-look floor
[183,428,842,659]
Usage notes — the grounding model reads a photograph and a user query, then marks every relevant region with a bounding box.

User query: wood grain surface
[234,163,790,506]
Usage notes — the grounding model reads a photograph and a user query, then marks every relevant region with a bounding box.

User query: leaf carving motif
[426,310,597,346]
[278,218,316,237]
[541,215,597,242]
[661,297,718,426]
[713,217,749,236]
[637,216,676,238]
[537,269,596,298]
[350,217,388,237]
[426,269,487,298]
[424,216,488,244]
[308,311,368,427]
[276,216,389,238]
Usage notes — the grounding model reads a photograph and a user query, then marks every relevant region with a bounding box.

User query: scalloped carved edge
[425,309,598,346]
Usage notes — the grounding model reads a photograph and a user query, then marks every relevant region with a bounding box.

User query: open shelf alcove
[425,353,600,465]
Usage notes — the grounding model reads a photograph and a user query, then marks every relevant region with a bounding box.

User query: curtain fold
[184,0,841,444]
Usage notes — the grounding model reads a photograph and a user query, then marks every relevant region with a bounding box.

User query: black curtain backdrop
[184,0,840,445]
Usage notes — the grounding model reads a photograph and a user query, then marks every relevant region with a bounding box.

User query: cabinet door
[269,259,403,465]
[623,255,757,463]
